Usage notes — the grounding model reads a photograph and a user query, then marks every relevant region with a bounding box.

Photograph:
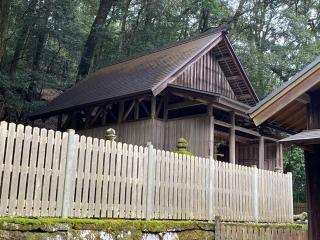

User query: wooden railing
[0,121,293,222]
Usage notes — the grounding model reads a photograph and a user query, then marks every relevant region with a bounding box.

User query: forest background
[1,0,319,203]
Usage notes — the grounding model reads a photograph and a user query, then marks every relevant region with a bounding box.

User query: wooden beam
[229,111,236,164]
[88,105,106,127]
[123,100,135,121]
[156,98,164,117]
[140,100,150,116]
[134,99,139,120]
[296,94,310,104]
[151,96,156,119]
[217,55,232,62]
[118,101,124,123]
[171,91,208,104]
[226,75,242,82]
[215,119,278,141]
[167,100,203,110]
[163,95,169,120]
[258,136,265,169]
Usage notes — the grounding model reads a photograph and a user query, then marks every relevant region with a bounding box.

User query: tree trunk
[143,0,154,32]
[9,0,38,76]
[32,2,50,72]
[118,0,131,56]
[0,0,11,69]
[77,0,117,81]
[9,25,30,75]
[199,8,209,32]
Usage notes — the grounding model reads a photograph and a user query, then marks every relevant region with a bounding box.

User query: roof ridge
[95,27,227,71]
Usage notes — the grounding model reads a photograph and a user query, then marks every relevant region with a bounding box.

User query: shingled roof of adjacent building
[30,29,258,119]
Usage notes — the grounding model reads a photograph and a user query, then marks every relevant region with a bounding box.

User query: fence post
[145,142,155,220]
[215,216,221,240]
[208,158,214,222]
[288,172,294,222]
[61,129,76,218]
[252,165,259,222]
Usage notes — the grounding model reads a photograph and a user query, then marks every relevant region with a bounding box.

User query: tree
[0,0,11,66]
[284,146,306,203]
[77,0,117,81]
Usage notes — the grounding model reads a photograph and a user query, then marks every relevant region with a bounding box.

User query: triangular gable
[249,57,320,130]
[171,48,237,100]
[160,35,259,106]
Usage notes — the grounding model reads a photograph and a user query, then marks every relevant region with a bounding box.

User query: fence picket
[8,124,24,215]
[40,129,55,217]
[101,140,111,218]
[17,125,32,216]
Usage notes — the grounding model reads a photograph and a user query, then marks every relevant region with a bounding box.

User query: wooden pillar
[229,111,236,164]
[151,96,156,119]
[134,99,139,120]
[305,147,320,240]
[163,95,168,120]
[258,136,264,169]
[208,105,214,158]
[306,91,320,240]
[276,142,283,170]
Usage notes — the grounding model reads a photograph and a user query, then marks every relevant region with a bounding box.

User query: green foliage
[284,146,306,203]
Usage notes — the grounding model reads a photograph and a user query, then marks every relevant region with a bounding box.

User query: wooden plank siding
[238,143,277,171]
[79,117,278,171]
[78,116,212,157]
[172,49,236,100]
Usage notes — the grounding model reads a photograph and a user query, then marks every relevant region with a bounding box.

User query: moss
[223,222,307,231]
[0,218,214,237]
[176,150,193,156]
[178,230,214,240]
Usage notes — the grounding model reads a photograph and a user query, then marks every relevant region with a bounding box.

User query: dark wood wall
[173,49,236,99]
[78,115,212,157]
[237,143,277,171]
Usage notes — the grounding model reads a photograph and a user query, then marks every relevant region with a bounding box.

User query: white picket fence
[0,121,293,222]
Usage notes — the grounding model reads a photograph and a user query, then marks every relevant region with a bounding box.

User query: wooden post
[258,136,264,169]
[208,157,214,222]
[287,172,294,223]
[208,104,214,158]
[215,216,221,240]
[146,142,155,220]
[276,142,283,170]
[134,99,139,120]
[252,165,259,222]
[305,92,320,240]
[61,129,76,218]
[305,147,320,240]
[151,97,156,119]
[229,111,236,164]
[163,95,168,120]
[279,143,283,169]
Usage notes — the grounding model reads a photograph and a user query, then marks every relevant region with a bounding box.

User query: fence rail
[0,121,293,222]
